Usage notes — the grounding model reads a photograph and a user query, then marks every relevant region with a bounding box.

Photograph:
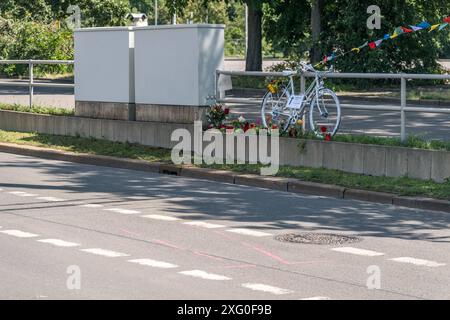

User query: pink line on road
[242,242,292,265]
[193,251,225,262]
[153,239,185,251]
[153,239,228,264]
[120,229,142,237]
[215,230,293,265]
[221,264,257,269]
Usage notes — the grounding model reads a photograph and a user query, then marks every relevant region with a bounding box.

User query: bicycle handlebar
[298,62,334,75]
[299,62,316,72]
[281,62,334,78]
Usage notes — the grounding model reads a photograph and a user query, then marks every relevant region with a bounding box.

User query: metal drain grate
[275,233,362,245]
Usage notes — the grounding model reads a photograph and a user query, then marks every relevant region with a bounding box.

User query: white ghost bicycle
[261,62,341,138]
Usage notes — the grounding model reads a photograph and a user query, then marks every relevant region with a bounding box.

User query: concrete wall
[1,110,449,183]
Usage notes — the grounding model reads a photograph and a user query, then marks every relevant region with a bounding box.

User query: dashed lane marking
[104,208,141,215]
[128,259,178,269]
[226,229,272,237]
[38,239,81,247]
[80,204,104,208]
[183,221,225,229]
[389,257,446,268]
[179,270,231,281]
[37,197,65,202]
[141,215,181,221]
[8,191,37,197]
[80,248,130,258]
[0,230,39,238]
[300,296,331,300]
[241,283,294,295]
[331,247,385,257]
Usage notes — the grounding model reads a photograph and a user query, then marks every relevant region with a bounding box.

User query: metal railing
[215,70,450,141]
[0,60,74,108]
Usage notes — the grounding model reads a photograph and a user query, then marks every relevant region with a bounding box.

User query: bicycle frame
[263,64,340,137]
[278,72,326,121]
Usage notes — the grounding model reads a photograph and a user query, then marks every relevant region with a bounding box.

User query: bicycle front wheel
[261,88,291,134]
[309,89,341,138]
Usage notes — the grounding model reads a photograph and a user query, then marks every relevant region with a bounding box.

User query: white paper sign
[287,95,305,109]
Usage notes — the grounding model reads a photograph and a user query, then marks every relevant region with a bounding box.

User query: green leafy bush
[0,18,74,76]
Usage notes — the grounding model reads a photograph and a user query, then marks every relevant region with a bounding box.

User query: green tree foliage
[264,0,449,73]
[48,0,130,27]
[0,17,73,76]
[0,0,53,22]
[0,0,130,76]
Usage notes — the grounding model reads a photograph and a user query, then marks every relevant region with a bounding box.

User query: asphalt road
[0,152,449,300]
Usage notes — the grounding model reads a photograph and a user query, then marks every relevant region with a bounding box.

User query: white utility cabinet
[134,24,225,107]
[74,27,135,104]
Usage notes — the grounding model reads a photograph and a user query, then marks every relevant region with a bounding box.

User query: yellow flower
[297,119,304,126]
[267,84,277,94]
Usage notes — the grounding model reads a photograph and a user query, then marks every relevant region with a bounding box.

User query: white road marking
[128,259,178,269]
[126,196,150,200]
[142,214,180,221]
[241,283,294,295]
[81,204,104,208]
[38,239,80,247]
[300,296,331,300]
[9,191,38,197]
[184,221,225,229]
[389,257,446,268]
[81,248,129,258]
[179,270,231,281]
[226,228,272,237]
[37,197,65,202]
[0,230,39,238]
[331,247,385,257]
[104,208,141,215]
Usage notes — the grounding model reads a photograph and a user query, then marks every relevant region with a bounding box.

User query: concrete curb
[0,142,448,214]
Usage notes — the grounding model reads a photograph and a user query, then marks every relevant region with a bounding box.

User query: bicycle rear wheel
[261,88,291,134]
[309,89,341,138]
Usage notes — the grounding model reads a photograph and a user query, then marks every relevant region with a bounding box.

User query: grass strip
[0,130,448,200]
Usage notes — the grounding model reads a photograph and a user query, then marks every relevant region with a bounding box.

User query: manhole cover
[275,233,362,245]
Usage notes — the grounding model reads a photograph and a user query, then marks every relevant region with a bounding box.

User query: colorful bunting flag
[401,27,413,33]
[360,42,369,49]
[429,24,440,32]
[439,23,449,31]
[394,27,404,35]
[375,39,383,47]
[417,21,431,29]
[318,16,450,67]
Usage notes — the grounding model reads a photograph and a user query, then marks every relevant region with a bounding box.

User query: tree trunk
[310,0,323,64]
[245,1,263,71]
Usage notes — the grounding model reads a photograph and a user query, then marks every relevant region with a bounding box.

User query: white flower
[238,115,246,123]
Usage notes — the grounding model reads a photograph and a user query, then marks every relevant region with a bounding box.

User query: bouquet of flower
[206,104,230,129]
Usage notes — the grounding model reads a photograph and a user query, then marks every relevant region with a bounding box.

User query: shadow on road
[1,156,449,243]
